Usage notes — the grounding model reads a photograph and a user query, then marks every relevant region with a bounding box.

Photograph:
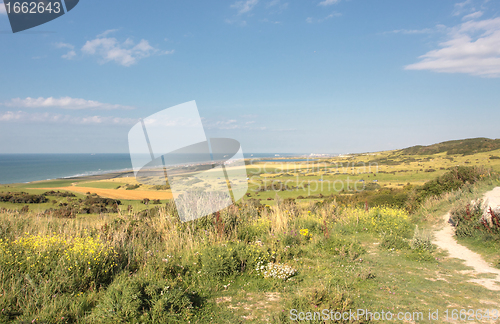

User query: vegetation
[1,139,500,323]
[398,137,500,156]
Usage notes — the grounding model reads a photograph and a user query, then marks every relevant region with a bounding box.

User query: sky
[0,0,500,154]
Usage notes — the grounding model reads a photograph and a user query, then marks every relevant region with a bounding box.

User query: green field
[75,181,126,189]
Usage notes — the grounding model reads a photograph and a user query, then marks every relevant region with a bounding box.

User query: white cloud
[463,11,483,20]
[318,0,340,6]
[0,111,137,125]
[453,0,473,16]
[225,18,247,26]
[3,97,135,110]
[54,42,77,59]
[82,36,157,66]
[55,42,74,49]
[203,118,267,130]
[230,0,259,15]
[405,17,500,77]
[54,32,173,66]
[97,29,119,38]
[1,2,7,14]
[387,28,434,35]
[306,12,341,23]
[62,50,76,60]
[266,0,288,11]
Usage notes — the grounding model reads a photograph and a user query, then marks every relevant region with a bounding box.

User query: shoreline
[1,155,318,185]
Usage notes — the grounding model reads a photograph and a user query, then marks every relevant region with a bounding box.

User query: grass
[1,145,500,322]
[75,181,127,189]
[1,174,500,323]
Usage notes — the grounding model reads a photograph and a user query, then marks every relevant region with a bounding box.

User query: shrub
[319,235,365,260]
[0,234,118,292]
[233,242,271,273]
[410,226,434,252]
[43,191,76,197]
[0,192,48,204]
[405,249,436,262]
[417,166,488,201]
[201,244,238,278]
[237,218,270,242]
[380,233,410,250]
[450,200,500,240]
[282,232,301,246]
[89,272,198,323]
[354,207,412,238]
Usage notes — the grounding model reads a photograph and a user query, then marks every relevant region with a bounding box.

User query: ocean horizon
[0,153,316,184]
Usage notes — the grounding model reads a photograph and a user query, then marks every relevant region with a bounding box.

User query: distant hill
[398,138,500,156]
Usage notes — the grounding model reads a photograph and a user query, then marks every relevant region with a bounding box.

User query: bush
[0,192,48,204]
[405,249,436,262]
[380,233,410,250]
[201,244,238,278]
[355,207,412,238]
[125,184,141,190]
[450,200,500,241]
[319,235,365,260]
[410,226,434,252]
[417,166,488,201]
[0,233,119,309]
[237,219,270,242]
[43,191,76,197]
[282,232,301,246]
[233,242,270,273]
[89,272,198,323]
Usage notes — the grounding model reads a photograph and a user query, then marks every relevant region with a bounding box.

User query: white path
[432,188,500,291]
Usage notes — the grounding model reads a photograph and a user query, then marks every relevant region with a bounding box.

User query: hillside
[398,137,500,156]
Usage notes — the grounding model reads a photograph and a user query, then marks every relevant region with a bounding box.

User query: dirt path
[432,188,500,291]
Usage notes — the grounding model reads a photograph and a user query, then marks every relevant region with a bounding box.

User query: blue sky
[1,0,500,154]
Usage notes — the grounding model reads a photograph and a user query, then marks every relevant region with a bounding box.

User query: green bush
[410,226,434,252]
[89,272,198,323]
[0,234,118,292]
[450,200,500,240]
[282,233,301,246]
[201,244,239,278]
[380,233,410,250]
[405,249,436,262]
[236,220,269,242]
[319,235,365,260]
[232,242,271,273]
[417,166,488,202]
[297,218,321,234]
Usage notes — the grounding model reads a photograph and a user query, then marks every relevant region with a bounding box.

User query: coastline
[0,153,317,185]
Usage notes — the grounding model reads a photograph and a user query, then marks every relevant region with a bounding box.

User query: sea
[0,153,311,184]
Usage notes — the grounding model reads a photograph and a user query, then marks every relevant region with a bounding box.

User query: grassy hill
[398,137,500,156]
